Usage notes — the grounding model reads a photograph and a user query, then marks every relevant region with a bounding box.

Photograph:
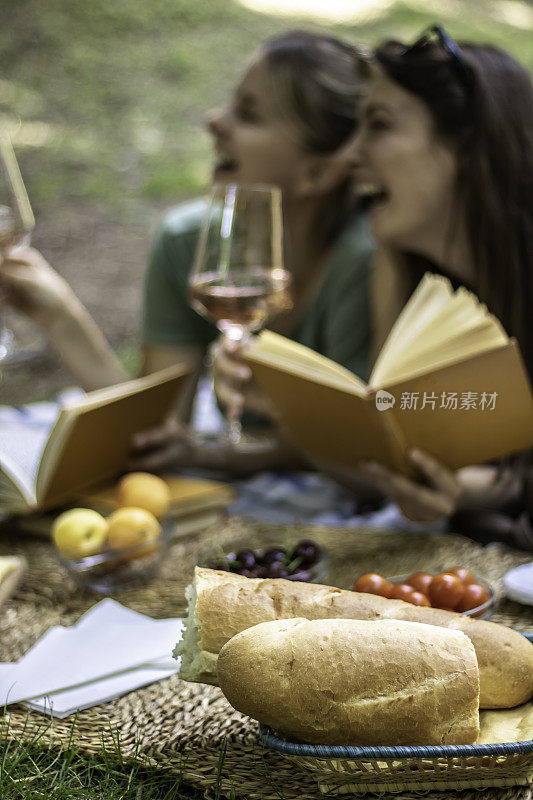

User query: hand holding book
[358,449,521,523]
[244,273,533,521]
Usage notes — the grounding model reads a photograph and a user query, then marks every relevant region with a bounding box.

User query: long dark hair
[375,37,533,378]
[261,31,367,244]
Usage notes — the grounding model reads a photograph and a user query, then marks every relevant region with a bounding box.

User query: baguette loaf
[0,556,26,611]
[217,618,480,745]
[175,567,533,708]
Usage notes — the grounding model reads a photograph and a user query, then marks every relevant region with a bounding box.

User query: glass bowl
[387,573,495,619]
[198,538,329,584]
[55,519,173,595]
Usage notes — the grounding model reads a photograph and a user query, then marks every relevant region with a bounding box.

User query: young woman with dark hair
[215,27,533,535]
[343,27,533,533]
[0,31,374,474]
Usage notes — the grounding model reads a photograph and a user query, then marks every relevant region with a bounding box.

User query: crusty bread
[217,618,480,745]
[0,556,26,611]
[175,567,533,709]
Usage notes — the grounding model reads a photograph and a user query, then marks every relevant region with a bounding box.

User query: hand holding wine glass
[189,183,291,445]
[0,133,35,362]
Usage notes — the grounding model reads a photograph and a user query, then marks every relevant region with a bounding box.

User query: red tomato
[353,573,394,598]
[448,566,476,585]
[389,583,417,602]
[455,583,490,612]
[405,572,433,595]
[428,573,465,610]
[405,590,431,607]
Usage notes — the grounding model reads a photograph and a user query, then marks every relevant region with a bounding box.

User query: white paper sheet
[0,599,183,715]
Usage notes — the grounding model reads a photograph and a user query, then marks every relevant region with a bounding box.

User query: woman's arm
[1,247,128,390]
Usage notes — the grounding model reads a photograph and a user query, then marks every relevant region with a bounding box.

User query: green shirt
[142,198,374,380]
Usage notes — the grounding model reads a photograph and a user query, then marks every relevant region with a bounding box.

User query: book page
[0,419,53,507]
[370,274,508,387]
[249,331,367,394]
[378,319,507,386]
[369,274,452,385]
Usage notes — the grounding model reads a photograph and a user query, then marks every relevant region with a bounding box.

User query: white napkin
[0,599,183,717]
[504,562,533,605]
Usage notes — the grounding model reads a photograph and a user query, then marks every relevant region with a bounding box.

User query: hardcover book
[245,274,533,474]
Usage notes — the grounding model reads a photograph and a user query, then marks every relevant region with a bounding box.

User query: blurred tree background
[1,0,532,401]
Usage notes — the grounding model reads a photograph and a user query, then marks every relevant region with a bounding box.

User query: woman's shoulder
[340,212,374,258]
[159,197,208,239]
[327,212,375,284]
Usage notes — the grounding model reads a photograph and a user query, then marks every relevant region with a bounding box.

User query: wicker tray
[260,724,533,795]
[1,516,533,800]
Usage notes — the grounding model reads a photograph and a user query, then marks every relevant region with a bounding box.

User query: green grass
[0,718,301,799]
[0,722,222,799]
[1,0,532,220]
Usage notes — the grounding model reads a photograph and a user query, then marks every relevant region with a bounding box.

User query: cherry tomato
[404,590,431,607]
[389,583,417,602]
[405,572,433,595]
[353,573,394,597]
[428,573,465,610]
[455,583,490,613]
[448,566,476,585]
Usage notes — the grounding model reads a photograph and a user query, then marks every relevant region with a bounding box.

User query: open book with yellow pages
[245,274,533,474]
[0,364,191,513]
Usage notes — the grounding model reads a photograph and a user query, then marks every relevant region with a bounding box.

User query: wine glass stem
[222,325,248,446]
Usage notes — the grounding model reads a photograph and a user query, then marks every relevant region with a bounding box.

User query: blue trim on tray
[259,632,533,758]
[259,725,533,759]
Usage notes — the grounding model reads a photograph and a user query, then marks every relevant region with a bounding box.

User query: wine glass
[0,133,35,363]
[189,183,291,446]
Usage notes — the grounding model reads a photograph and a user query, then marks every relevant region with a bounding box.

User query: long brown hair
[375,36,533,377]
[261,31,368,244]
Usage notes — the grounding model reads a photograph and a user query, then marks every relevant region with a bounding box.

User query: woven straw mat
[1,515,532,800]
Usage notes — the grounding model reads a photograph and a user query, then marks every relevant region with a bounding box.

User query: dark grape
[261,547,287,565]
[290,539,321,567]
[287,570,313,582]
[268,562,289,579]
[205,542,324,582]
[265,559,284,576]
[253,565,269,578]
[235,549,256,570]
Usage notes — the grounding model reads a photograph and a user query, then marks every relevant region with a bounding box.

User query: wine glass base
[189,429,278,457]
[0,314,46,365]
[0,326,15,362]
[231,431,278,455]
[0,330,43,365]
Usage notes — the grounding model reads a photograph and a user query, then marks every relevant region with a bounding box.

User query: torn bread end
[0,555,27,609]
[174,571,218,684]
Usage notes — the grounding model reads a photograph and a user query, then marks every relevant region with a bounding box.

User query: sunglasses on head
[404,25,474,95]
